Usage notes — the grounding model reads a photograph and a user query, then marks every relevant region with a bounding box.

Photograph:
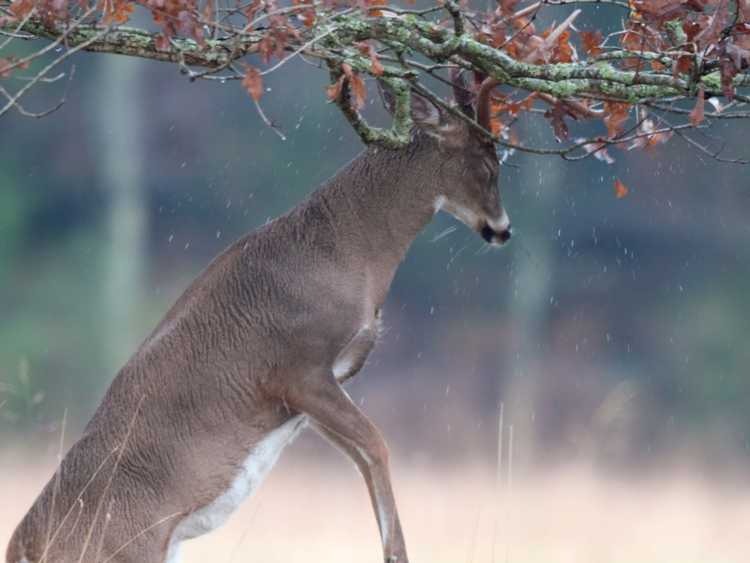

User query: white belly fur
[165,416,307,562]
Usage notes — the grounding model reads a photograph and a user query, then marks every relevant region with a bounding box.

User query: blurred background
[2,6,750,561]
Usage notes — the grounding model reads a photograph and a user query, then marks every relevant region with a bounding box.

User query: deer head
[381,73,511,246]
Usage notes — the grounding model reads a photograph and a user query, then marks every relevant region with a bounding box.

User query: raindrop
[216,230,222,239]
[168,234,174,244]
[431,226,457,243]
[184,242,190,250]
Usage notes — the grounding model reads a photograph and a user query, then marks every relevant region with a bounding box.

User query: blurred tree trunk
[96,55,146,376]
[502,157,562,475]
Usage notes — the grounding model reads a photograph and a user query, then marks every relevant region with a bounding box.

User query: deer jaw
[435,195,512,246]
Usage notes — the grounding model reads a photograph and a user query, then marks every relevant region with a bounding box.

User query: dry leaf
[614,178,629,199]
[580,30,604,56]
[242,65,263,102]
[603,102,631,139]
[327,75,346,102]
[689,85,705,126]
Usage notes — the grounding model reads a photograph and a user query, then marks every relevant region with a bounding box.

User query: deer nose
[480,223,512,245]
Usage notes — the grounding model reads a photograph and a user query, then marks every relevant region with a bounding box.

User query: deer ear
[379,82,443,128]
[410,92,442,127]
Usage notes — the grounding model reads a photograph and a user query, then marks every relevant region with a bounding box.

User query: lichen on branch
[1,0,749,161]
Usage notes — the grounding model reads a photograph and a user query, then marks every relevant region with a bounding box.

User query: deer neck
[314,141,439,299]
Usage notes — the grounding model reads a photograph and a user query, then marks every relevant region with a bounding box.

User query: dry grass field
[1,442,748,563]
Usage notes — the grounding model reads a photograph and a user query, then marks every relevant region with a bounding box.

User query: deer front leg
[312,422,407,562]
[282,369,408,563]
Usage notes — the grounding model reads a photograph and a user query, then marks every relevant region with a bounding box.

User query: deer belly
[167,416,307,554]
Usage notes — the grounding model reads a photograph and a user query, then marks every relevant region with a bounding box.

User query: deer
[6,74,511,563]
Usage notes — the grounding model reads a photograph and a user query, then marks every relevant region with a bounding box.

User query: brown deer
[6,76,510,563]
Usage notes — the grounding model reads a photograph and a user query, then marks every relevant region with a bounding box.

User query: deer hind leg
[282,370,408,563]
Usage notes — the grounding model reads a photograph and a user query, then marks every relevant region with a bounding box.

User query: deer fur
[6,79,510,563]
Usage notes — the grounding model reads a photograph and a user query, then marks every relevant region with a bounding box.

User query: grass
[1,443,748,563]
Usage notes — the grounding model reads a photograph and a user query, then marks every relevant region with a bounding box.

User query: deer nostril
[499,225,512,243]
[480,224,495,243]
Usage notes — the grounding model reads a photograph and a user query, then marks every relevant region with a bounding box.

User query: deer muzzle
[480,212,512,245]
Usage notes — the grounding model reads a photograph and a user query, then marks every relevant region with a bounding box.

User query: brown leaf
[603,102,631,138]
[369,50,384,76]
[367,0,387,17]
[494,92,538,117]
[242,65,263,102]
[545,102,570,142]
[614,178,629,199]
[620,29,643,51]
[580,30,604,56]
[356,42,385,76]
[326,75,346,102]
[629,117,673,150]
[302,9,315,28]
[683,20,702,42]
[632,0,692,21]
[258,35,276,64]
[689,85,705,126]
[673,55,693,77]
[720,55,738,99]
[9,0,35,19]
[555,30,575,63]
[348,72,367,109]
[490,114,504,136]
